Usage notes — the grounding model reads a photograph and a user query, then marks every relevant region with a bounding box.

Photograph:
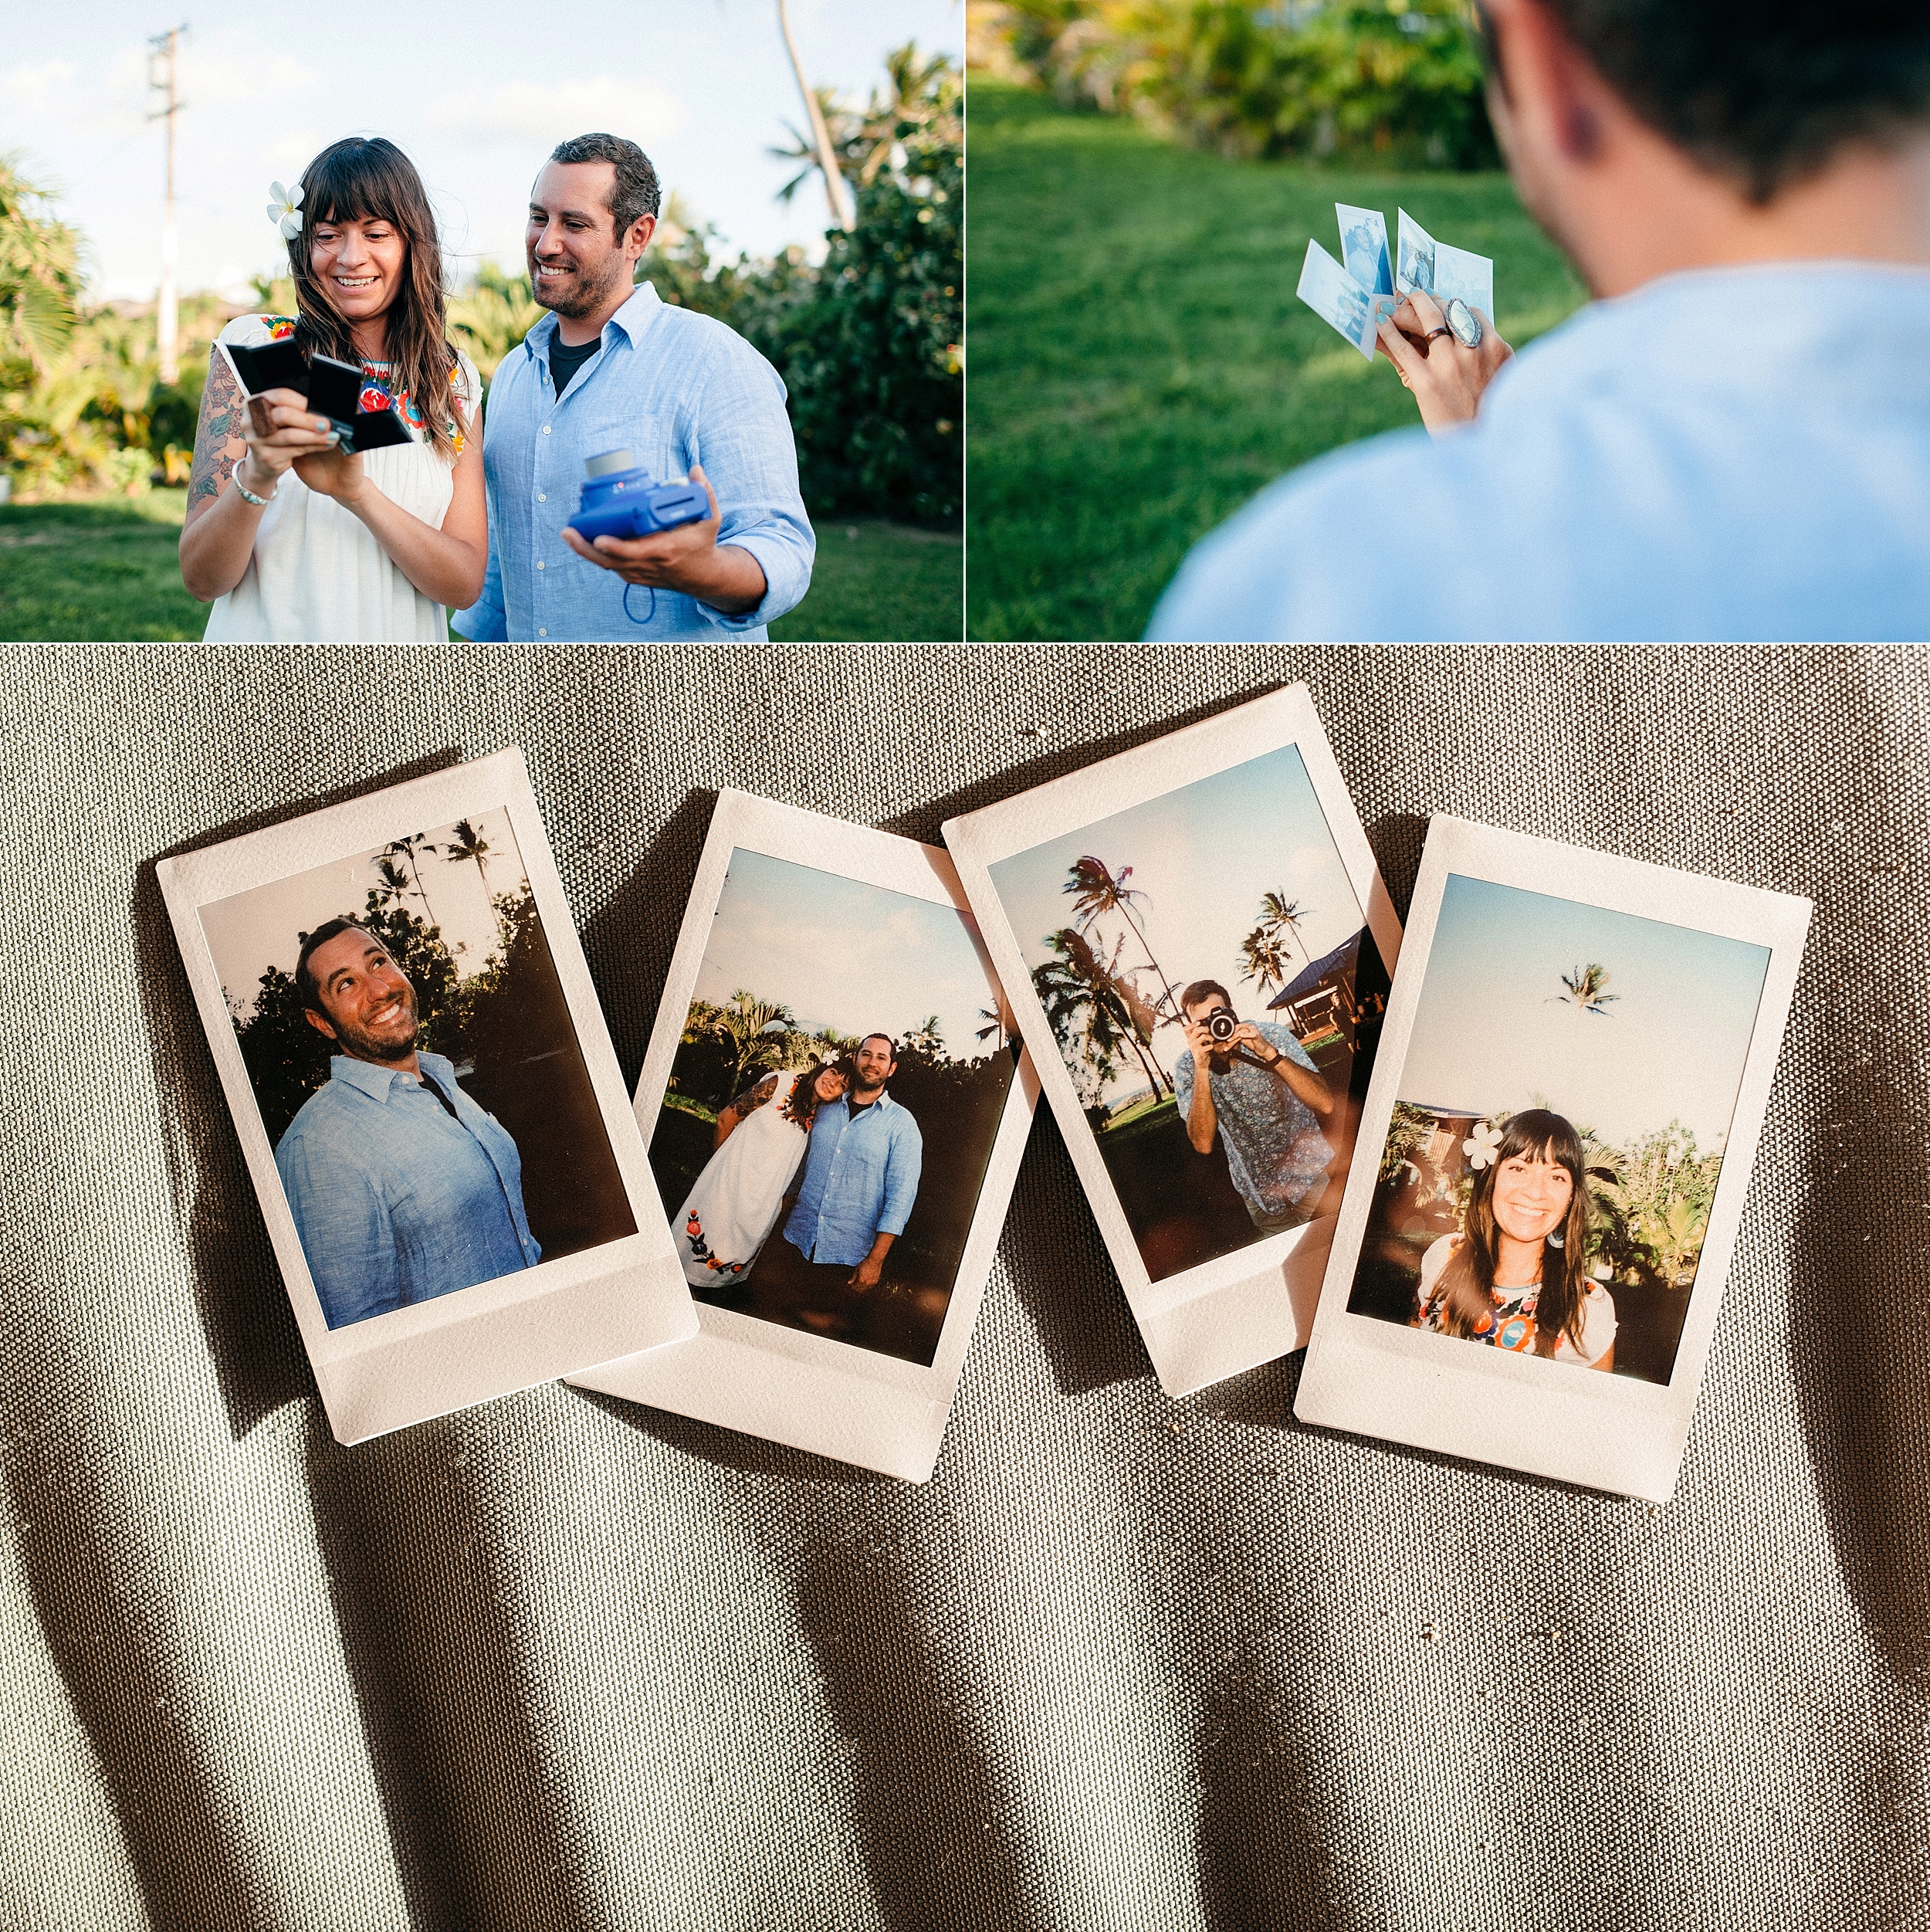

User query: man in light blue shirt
[455,133,814,643]
[782,1033,923,1292]
[273,920,540,1327]
[1150,0,1930,642]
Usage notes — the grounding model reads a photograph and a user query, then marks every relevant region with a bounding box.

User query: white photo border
[567,788,1040,1483]
[943,683,1403,1396]
[157,747,695,1443]
[1295,815,1811,1503]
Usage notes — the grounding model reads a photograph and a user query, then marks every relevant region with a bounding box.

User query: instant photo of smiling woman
[178,136,486,641]
[1414,1108,1615,1371]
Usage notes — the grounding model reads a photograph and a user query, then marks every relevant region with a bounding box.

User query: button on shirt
[1172,1023,1332,1219]
[1148,263,1930,642]
[453,283,814,643]
[783,1091,923,1269]
[274,1052,542,1328]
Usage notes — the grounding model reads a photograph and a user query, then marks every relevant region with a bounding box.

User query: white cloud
[0,59,79,100]
[422,76,690,148]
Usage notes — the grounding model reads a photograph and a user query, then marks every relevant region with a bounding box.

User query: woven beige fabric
[1,645,1924,1931]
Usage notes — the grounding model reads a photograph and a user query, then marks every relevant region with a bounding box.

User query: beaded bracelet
[230,460,276,507]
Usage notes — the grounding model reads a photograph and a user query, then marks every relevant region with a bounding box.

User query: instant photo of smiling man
[202,808,636,1329]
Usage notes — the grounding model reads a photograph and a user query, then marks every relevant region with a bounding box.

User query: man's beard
[528,249,628,320]
[332,985,419,1063]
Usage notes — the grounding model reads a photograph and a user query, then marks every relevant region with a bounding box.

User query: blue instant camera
[566,449,708,544]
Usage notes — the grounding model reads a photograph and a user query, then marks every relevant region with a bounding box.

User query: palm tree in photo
[1043,926,1170,1103]
[385,834,440,930]
[1257,891,1315,968]
[1238,924,1296,1002]
[442,818,493,889]
[1063,855,1182,1025]
[369,855,413,911]
[710,989,797,1097]
[976,1000,1010,1049]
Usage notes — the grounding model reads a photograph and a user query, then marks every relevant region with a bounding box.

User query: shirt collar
[329,1051,455,1104]
[845,1087,898,1118]
[522,280,664,364]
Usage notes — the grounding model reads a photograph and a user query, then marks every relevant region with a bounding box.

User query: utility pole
[147,22,188,383]
[775,0,855,234]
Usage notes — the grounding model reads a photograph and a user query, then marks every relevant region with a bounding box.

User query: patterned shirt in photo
[1172,1020,1332,1219]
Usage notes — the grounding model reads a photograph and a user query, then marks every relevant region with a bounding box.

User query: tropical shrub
[990,0,1499,170]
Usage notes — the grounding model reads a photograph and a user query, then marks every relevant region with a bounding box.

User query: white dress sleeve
[1563,1281,1618,1365]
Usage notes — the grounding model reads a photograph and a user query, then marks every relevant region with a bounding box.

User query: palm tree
[1257,891,1315,968]
[710,989,797,1096]
[976,1001,1009,1049]
[0,153,83,371]
[1062,855,1183,1025]
[442,818,493,888]
[369,855,413,910]
[904,1014,945,1060]
[1042,927,1170,1103]
[775,0,855,232]
[1551,963,1619,1020]
[1238,925,1296,1000]
[385,835,439,928]
[771,42,962,205]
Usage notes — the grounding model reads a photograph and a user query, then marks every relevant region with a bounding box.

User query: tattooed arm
[178,344,335,601]
[713,1073,780,1151]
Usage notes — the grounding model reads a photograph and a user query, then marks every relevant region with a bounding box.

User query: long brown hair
[1434,1109,1592,1357]
[286,137,459,460]
[784,1059,851,1130]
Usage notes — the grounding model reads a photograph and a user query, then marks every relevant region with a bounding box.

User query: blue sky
[989,745,1366,1098]
[692,848,1001,1058]
[201,808,530,1013]
[1397,875,1771,1147]
[4,0,960,302]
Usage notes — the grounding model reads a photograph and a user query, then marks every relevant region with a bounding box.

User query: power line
[147,22,188,383]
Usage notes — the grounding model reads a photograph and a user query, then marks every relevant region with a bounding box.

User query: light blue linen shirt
[453,281,814,642]
[273,1051,541,1328]
[1148,263,1930,642]
[783,1090,924,1268]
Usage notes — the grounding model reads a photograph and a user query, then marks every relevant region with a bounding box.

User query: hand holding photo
[946,685,1400,1396]
[157,751,694,1444]
[1297,819,1810,1501]
[1297,239,1397,361]
[571,791,1036,1483]
[1394,206,1495,324]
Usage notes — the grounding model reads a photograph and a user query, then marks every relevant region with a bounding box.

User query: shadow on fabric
[1793,1054,1930,1686]
[569,1383,894,1489]
[301,1405,596,1932]
[795,1541,1032,1931]
[131,749,462,1441]
[1195,1655,1353,1932]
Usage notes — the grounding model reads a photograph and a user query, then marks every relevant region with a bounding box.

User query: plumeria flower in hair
[1462,1120,1504,1171]
[266,180,304,239]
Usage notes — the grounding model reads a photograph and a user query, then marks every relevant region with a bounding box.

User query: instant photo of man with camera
[1171,978,1336,1235]
[454,133,815,644]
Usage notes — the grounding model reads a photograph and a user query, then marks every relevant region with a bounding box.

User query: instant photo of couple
[645,844,1018,1369]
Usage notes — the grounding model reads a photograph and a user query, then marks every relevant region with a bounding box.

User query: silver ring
[1446,298,1482,348]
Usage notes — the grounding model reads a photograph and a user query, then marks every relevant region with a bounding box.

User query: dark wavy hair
[1431,1108,1592,1358]
[286,137,460,460]
[784,1059,852,1130]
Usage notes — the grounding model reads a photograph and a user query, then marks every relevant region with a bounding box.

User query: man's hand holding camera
[559,462,766,613]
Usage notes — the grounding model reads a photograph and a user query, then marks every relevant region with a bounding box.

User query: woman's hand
[1376,290,1513,436]
[291,437,369,507]
[239,386,337,487]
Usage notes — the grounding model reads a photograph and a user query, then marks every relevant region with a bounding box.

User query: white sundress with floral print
[201,314,481,642]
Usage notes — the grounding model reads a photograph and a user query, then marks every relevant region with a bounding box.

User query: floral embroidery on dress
[357,358,469,453]
[263,315,296,341]
[683,1210,747,1276]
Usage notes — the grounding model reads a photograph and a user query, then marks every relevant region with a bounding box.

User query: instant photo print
[157,748,696,1445]
[945,684,1402,1397]
[569,790,1038,1483]
[1295,818,1810,1502]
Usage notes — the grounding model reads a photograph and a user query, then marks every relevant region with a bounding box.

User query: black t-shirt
[549,334,601,398]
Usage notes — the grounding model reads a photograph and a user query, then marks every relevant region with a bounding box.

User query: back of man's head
[1521,0,1930,202]
[549,133,662,233]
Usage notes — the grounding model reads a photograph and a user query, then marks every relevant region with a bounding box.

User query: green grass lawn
[0,490,960,642]
[966,79,1589,641]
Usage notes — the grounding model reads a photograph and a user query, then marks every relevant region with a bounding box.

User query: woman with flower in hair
[1414,1107,1617,1369]
[676,1059,851,1293]
[179,137,486,640]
